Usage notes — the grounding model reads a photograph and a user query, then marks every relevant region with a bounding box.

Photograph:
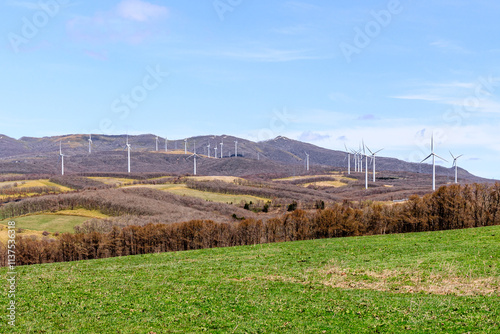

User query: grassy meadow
[0,226,498,333]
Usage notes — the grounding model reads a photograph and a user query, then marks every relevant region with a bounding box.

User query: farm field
[0,214,89,234]
[0,209,109,238]
[1,226,498,333]
[126,183,269,204]
[88,177,135,186]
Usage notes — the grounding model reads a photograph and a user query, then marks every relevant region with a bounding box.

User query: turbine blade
[434,154,448,162]
[421,154,432,163]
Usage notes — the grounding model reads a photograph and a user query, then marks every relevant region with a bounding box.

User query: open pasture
[0,226,498,333]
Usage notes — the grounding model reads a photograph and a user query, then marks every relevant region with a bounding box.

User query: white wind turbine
[207,143,211,158]
[124,136,131,173]
[344,144,351,174]
[421,134,447,191]
[220,139,224,158]
[214,146,218,159]
[155,136,159,151]
[352,149,358,172]
[187,142,200,175]
[359,144,363,173]
[257,151,260,160]
[59,141,66,175]
[365,145,383,182]
[450,151,463,184]
[305,152,310,171]
[234,140,238,157]
[362,142,368,189]
[165,137,168,152]
[184,139,187,154]
[88,134,93,154]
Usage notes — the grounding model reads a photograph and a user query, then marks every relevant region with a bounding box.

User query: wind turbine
[207,143,211,158]
[234,140,238,157]
[187,142,200,175]
[220,139,224,159]
[59,141,66,175]
[257,151,260,160]
[450,151,463,184]
[88,134,93,154]
[124,136,131,173]
[359,144,363,173]
[305,152,310,171]
[165,137,168,152]
[362,142,368,189]
[184,139,187,154]
[365,145,383,182]
[352,149,358,172]
[421,134,447,191]
[344,144,351,174]
[214,146,218,158]
[155,136,159,151]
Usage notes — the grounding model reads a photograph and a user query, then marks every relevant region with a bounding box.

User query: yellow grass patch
[186,176,243,183]
[125,183,269,203]
[302,180,348,188]
[0,225,51,244]
[88,177,135,186]
[50,208,109,219]
[320,265,500,296]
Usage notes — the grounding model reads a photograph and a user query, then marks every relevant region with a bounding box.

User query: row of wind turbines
[61,134,463,191]
[343,135,463,191]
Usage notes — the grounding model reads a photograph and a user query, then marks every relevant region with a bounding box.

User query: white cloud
[116,0,168,22]
[430,39,470,54]
[66,1,169,45]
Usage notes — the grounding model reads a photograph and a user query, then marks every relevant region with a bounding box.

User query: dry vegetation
[2,182,500,267]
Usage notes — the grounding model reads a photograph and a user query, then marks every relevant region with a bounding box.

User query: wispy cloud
[66,0,169,46]
[392,79,500,113]
[298,131,331,142]
[116,0,168,22]
[189,48,326,63]
[430,39,470,54]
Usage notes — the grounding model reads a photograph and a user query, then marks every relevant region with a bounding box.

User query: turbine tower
[187,143,200,175]
[366,145,383,182]
[207,143,211,158]
[88,134,93,154]
[305,152,310,171]
[421,134,447,191]
[184,139,187,154]
[220,139,223,159]
[450,151,463,184]
[234,140,238,157]
[362,142,368,189]
[155,136,159,151]
[124,136,131,173]
[344,144,351,175]
[214,146,218,158]
[165,137,168,152]
[59,141,65,175]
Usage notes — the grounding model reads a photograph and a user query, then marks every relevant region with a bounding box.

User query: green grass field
[0,214,89,234]
[1,226,499,333]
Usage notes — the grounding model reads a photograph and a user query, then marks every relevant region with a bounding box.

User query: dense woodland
[1,183,500,266]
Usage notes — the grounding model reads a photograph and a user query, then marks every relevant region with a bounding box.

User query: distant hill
[0,134,489,182]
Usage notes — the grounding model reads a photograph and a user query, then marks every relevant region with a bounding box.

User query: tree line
[1,183,499,267]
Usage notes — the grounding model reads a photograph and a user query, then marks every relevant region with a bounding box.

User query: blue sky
[1,0,500,178]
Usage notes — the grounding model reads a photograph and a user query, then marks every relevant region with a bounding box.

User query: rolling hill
[0,134,488,182]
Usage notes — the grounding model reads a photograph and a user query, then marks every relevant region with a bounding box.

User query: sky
[1,0,500,179]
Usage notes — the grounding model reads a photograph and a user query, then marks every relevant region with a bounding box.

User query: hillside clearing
[0,214,89,234]
[125,183,269,204]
